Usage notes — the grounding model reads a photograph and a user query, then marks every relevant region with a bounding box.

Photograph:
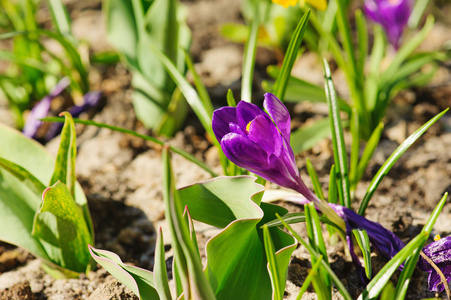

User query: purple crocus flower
[22,77,71,138]
[418,236,451,292]
[213,93,346,229]
[364,0,412,49]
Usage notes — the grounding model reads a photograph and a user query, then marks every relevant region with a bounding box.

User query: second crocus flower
[418,236,451,292]
[364,0,412,49]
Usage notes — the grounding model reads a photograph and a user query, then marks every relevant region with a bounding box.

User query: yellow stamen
[271,0,297,8]
[246,121,252,132]
[271,0,327,10]
[434,234,441,241]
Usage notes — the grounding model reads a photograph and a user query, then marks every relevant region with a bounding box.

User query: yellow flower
[272,0,327,10]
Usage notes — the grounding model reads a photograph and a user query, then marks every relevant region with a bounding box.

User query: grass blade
[241,0,259,102]
[324,60,351,208]
[306,159,325,200]
[277,214,352,300]
[272,10,310,100]
[358,108,448,216]
[352,229,372,279]
[262,225,282,300]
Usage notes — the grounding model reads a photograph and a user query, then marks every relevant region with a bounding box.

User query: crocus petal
[22,96,52,138]
[330,204,404,261]
[236,101,266,130]
[229,122,246,136]
[425,264,451,292]
[22,77,71,138]
[263,93,291,140]
[248,114,282,157]
[221,132,269,170]
[419,237,451,270]
[212,106,237,142]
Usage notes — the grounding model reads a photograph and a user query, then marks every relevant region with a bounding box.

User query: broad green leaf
[324,60,351,208]
[154,228,172,300]
[89,245,159,299]
[352,229,372,279]
[104,0,139,67]
[177,176,265,228]
[272,10,310,100]
[290,118,331,154]
[205,212,296,300]
[162,146,215,300]
[0,124,74,260]
[50,112,76,196]
[0,157,46,195]
[358,108,448,216]
[32,181,92,273]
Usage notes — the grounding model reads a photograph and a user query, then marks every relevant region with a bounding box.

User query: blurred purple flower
[22,77,70,138]
[330,203,405,275]
[22,77,102,141]
[418,236,451,292]
[45,91,102,140]
[364,0,412,49]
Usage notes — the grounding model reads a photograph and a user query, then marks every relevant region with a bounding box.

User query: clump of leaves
[0,113,94,277]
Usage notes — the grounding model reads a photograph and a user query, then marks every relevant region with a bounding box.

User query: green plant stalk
[42,116,217,177]
[241,0,260,102]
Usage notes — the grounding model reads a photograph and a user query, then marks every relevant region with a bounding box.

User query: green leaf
[290,118,331,154]
[352,122,384,190]
[50,112,76,196]
[241,0,259,102]
[277,214,352,300]
[324,60,351,208]
[162,146,215,300]
[32,181,92,273]
[0,157,46,196]
[47,0,72,37]
[296,255,324,300]
[89,245,159,299]
[264,213,345,235]
[177,176,265,228]
[381,15,434,86]
[272,10,310,100]
[355,10,368,81]
[305,203,331,299]
[358,108,448,216]
[262,225,283,300]
[226,89,237,107]
[352,229,372,279]
[306,159,325,200]
[154,228,172,300]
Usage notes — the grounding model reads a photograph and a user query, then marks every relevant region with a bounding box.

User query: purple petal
[22,96,52,138]
[229,122,246,136]
[68,91,102,117]
[425,264,451,292]
[248,114,282,157]
[236,101,265,130]
[330,204,405,261]
[22,77,70,138]
[263,93,291,139]
[212,106,237,143]
[418,236,451,271]
[221,132,269,170]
